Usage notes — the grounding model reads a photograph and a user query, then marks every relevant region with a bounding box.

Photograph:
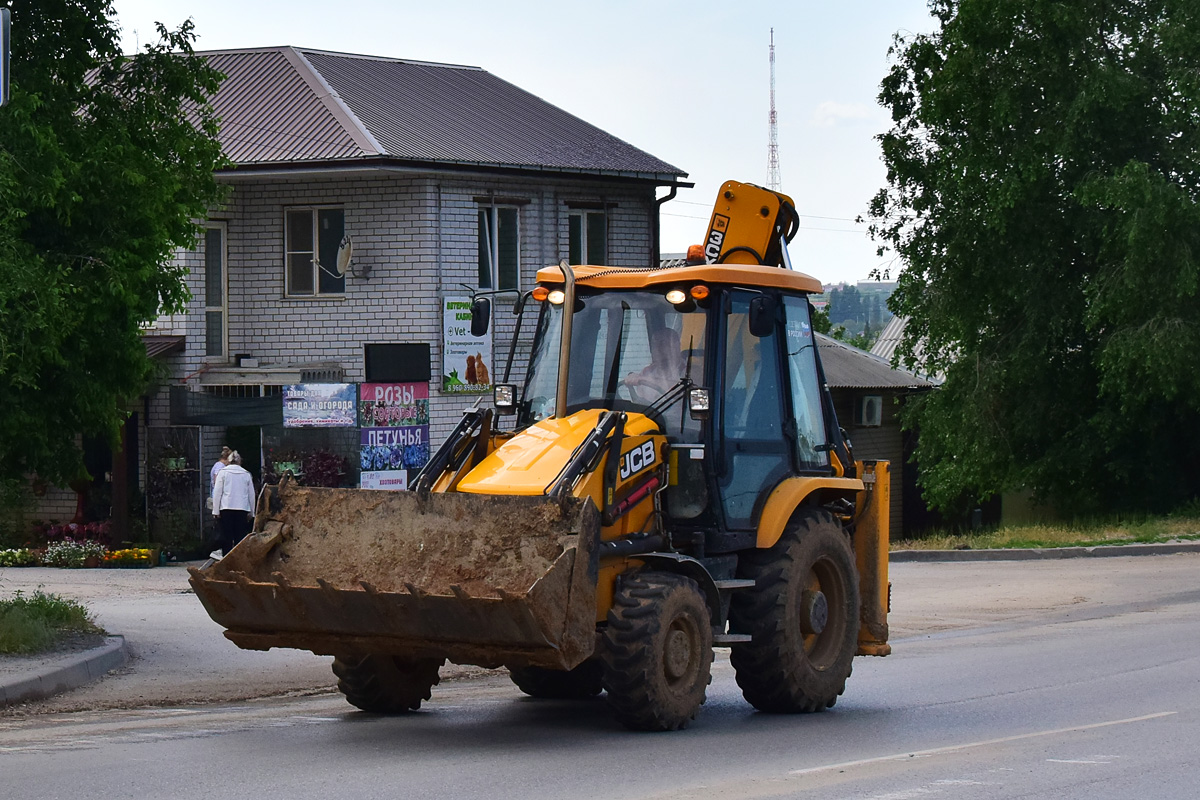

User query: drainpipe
[652,185,678,265]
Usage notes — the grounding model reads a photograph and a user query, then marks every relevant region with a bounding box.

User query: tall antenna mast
[767,27,781,191]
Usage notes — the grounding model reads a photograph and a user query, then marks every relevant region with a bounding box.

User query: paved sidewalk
[890,539,1200,561]
[3,544,1199,713]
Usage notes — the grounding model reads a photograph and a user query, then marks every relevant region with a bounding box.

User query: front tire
[509,661,603,699]
[332,654,443,713]
[729,510,860,713]
[601,571,713,731]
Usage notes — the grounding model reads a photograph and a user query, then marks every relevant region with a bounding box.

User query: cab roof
[535,263,824,294]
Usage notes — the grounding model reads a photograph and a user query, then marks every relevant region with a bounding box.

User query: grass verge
[892,515,1200,551]
[0,590,103,654]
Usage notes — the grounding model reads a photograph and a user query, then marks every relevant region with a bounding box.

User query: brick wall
[145,170,657,446]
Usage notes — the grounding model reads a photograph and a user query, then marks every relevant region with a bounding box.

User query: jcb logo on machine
[705,215,730,263]
[619,441,657,481]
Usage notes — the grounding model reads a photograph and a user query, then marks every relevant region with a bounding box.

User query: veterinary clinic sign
[442,297,492,394]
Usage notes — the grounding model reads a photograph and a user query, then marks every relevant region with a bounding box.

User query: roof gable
[200,46,685,182]
[203,48,371,164]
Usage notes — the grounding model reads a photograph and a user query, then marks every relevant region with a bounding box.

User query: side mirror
[470,297,491,337]
[493,383,517,415]
[748,294,777,337]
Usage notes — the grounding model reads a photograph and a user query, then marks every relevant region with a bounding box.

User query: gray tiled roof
[818,333,938,390]
[201,47,685,182]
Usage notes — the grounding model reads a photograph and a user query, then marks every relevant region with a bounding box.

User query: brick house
[33,46,687,549]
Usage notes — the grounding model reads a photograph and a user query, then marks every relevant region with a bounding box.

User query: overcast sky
[110,0,936,285]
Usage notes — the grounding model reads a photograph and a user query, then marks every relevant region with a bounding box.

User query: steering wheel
[617,380,646,404]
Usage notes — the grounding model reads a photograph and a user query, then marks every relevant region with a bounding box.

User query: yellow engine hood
[456,409,659,496]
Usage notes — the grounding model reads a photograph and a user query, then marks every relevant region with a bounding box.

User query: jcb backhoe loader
[190,180,891,731]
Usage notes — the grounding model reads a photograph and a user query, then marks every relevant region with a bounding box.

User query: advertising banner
[358,382,430,489]
[442,296,492,394]
[282,384,357,428]
[358,382,429,427]
[360,470,408,491]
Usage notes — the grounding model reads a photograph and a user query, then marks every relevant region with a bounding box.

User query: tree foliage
[0,1,227,485]
[871,0,1200,514]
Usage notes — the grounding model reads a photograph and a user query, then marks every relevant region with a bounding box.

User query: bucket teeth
[315,578,346,609]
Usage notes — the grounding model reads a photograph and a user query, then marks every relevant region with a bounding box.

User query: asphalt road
[2,555,1198,799]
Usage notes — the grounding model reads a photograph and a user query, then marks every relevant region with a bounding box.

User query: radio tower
[767,28,781,191]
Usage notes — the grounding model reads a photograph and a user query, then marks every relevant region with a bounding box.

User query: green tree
[811,303,832,335]
[0,1,226,485]
[830,284,864,325]
[870,0,1200,514]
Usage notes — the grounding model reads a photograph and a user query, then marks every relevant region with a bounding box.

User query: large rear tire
[601,571,713,731]
[509,661,603,699]
[729,510,860,713]
[332,654,444,713]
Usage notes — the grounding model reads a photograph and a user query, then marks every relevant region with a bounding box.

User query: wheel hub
[799,589,828,635]
[664,628,694,680]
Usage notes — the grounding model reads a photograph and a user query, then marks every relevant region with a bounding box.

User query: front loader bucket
[188,481,601,671]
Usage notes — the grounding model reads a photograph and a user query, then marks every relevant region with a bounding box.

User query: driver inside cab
[625,326,685,398]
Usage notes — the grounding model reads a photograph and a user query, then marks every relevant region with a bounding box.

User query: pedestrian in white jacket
[212,451,255,557]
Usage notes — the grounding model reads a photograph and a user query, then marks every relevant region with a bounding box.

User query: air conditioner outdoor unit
[858,395,883,427]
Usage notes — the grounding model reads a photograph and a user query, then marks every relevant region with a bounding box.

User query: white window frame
[568,208,608,265]
[284,205,345,298]
[203,222,228,360]
[478,204,520,290]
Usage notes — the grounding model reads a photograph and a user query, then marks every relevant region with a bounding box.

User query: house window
[478,206,519,290]
[204,224,227,358]
[285,207,345,296]
[569,209,607,265]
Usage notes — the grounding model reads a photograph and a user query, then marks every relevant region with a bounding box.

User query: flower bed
[41,539,107,568]
[102,548,155,568]
[0,548,40,567]
[0,542,158,568]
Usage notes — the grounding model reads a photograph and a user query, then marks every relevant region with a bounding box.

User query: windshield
[520,289,708,439]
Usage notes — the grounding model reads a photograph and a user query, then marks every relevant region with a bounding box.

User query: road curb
[890,541,1200,562]
[0,635,128,707]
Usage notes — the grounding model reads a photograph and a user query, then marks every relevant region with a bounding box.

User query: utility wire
[669,198,860,223]
[661,211,867,234]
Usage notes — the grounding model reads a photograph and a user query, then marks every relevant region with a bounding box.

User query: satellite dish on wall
[336,236,354,277]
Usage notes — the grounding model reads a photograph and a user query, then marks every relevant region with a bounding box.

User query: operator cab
[496,276,839,550]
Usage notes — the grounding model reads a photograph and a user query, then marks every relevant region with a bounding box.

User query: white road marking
[862,779,988,799]
[1046,755,1118,765]
[861,788,937,799]
[788,712,1175,777]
